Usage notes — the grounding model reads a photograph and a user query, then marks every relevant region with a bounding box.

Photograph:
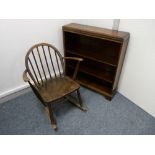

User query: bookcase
[62,23,130,100]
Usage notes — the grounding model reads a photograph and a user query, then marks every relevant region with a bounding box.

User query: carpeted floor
[0,87,155,135]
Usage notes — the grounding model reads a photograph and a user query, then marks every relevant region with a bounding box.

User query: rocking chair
[23,43,87,129]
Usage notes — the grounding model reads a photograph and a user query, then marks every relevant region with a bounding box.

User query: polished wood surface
[23,43,86,129]
[36,77,80,103]
[63,23,129,42]
[63,23,130,100]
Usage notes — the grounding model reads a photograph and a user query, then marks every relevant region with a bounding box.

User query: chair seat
[36,76,80,103]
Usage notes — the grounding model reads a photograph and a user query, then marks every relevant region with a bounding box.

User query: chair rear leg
[46,104,57,129]
[77,89,87,111]
[65,89,87,111]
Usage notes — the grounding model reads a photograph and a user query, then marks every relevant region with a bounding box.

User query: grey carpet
[0,87,155,135]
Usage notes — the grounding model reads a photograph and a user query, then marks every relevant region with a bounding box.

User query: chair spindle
[36,47,47,81]
[55,51,61,77]
[32,50,43,84]
[48,46,57,78]
[28,58,39,86]
[42,45,52,79]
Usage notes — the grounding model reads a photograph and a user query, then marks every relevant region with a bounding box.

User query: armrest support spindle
[63,57,83,80]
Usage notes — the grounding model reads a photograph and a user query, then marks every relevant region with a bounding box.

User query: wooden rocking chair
[23,43,87,129]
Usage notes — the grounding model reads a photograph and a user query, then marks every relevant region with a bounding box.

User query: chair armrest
[62,57,83,80]
[23,69,30,82]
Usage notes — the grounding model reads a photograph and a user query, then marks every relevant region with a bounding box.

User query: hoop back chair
[23,43,86,129]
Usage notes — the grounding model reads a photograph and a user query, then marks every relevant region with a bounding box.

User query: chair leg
[65,89,87,111]
[77,89,87,111]
[45,105,57,129]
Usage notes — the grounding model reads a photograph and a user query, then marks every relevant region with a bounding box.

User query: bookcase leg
[105,96,112,101]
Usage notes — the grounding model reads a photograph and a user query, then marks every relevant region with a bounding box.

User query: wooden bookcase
[62,23,130,100]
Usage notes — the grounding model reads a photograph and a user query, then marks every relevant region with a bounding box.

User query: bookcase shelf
[66,68,112,98]
[63,23,130,100]
[76,75,112,98]
[66,63,114,83]
[67,50,118,67]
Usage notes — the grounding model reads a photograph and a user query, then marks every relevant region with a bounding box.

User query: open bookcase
[63,23,130,100]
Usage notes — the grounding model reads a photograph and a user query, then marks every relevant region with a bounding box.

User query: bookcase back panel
[64,32,122,63]
[66,53,116,84]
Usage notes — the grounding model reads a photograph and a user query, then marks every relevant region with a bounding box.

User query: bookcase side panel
[112,37,129,92]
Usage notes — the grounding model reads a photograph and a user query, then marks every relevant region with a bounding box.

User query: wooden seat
[23,43,87,129]
[37,77,80,103]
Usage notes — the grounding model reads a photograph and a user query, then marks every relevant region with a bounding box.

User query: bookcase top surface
[63,23,130,41]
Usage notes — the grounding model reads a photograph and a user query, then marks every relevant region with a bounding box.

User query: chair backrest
[25,43,64,86]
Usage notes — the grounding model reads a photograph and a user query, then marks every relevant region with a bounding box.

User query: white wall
[76,19,155,118]
[75,19,155,117]
[75,19,113,29]
[0,19,113,98]
[0,19,74,97]
[118,20,155,117]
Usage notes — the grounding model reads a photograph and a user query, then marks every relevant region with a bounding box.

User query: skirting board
[0,72,61,104]
[0,84,31,104]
